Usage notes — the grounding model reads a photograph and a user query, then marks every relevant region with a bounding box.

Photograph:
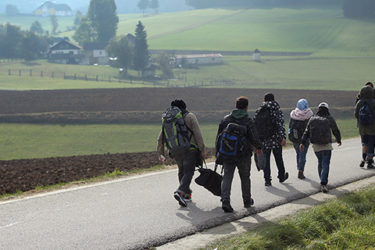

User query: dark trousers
[175,150,199,195]
[314,150,331,185]
[221,154,252,203]
[263,146,286,181]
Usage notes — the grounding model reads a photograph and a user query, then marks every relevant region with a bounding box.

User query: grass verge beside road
[206,185,375,249]
[0,119,356,160]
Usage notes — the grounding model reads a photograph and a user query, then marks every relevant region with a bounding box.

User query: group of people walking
[157,92,343,212]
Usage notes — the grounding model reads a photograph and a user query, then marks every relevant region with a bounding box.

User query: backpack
[309,116,331,145]
[288,119,308,143]
[255,107,276,140]
[358,100,374,126]
[217,122,247,162]
[162,107,191,159]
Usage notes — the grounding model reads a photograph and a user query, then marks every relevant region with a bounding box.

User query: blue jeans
[362,134,375,159]
[314,150,331,185]
[263,146,285,181]
[293,141,310,171]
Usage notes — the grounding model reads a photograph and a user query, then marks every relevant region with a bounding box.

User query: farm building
[253,49,261,62]
[173,54,223,67]
[33,1,72,16]
[48,39,82,64]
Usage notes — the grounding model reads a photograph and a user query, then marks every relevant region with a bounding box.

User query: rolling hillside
[114,8,375,56]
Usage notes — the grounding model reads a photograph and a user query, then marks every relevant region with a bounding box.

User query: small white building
[174,54,223,66]
[253,49,261,62]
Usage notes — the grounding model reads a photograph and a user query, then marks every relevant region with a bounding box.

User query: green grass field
[1,56,375,90]
[207,185,375,249]
[0,119,357,160]
[112,8,375,56]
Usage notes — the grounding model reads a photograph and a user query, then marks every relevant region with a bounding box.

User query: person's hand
[337,142,342,147]
[159,155,166,163]
[200,151,206,159]
[281,138,286,146]
[256,149,262,156]
[299,144,305,152]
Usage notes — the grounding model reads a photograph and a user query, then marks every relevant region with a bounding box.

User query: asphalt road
[1,137,374,250]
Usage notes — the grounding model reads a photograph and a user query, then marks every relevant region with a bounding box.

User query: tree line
[184,0,375,19]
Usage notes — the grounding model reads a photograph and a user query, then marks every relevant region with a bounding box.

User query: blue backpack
[217,122,247,162]
[358,100,374,126]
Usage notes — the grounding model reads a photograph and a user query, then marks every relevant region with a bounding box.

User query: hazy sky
[0,0,190,14]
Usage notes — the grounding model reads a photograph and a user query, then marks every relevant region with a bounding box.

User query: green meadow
[207,185,375,250]
[0,119,357,160]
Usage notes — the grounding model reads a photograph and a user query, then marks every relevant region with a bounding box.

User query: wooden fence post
[8,69,11,76]
[19,70,21,76]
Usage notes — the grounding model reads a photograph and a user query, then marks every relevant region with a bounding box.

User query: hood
[290,108,313,121]
[231,109,248,119]
[360,86,374,100]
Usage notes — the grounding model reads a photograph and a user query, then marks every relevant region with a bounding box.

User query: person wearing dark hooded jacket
[254,93,289,187]
[216,96,262,213]
[355,85,375,169]
[300,102,341,193]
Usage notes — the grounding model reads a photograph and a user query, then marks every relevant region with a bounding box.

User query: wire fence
[3,68,240,88]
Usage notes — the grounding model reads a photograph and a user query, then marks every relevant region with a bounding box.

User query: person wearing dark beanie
[157,99,206,207]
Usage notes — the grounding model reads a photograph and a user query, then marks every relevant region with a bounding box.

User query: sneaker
[174,192,187,207]
[367,164,375,169]
[298,171,305,179]
[279,172,289,183]
[360,160,365,168]
[244,198,254,208]
[184,193,192,202]
[265,179,272,186]
[222,201,234,213]
[320,185,329,193]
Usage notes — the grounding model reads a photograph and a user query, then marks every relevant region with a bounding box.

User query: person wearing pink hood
[288,99,313,179]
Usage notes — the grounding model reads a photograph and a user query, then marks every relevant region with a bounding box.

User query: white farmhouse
[174,54,223,66]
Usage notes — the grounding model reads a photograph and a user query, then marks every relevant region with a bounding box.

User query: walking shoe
[184,193,192,202]
[360,160,365,168]
[320,185,329,193]
[244,198,254,208]
[222,201,234,213]
[367,164,375,169]
[265,179,272,186]
[174,191,187,207]
[279,172,289,183]
[298,171,305,179]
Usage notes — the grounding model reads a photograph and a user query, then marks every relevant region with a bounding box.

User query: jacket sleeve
[329,116,341,144]
[354,101,360,119]
[157,130,165,156]
[185,113,205,153]
[274,109,286,139]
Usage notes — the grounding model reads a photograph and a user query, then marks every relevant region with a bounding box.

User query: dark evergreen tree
[73,17,98,47]
[87,0,119,47]
[133,21,149,75]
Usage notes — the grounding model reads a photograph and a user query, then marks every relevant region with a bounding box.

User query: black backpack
[309,116,331,145]
[161,107,191,159]
[255,107,276,140]
[216,122,247,162]
[358,100,374,126]
[288,119,308,143]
